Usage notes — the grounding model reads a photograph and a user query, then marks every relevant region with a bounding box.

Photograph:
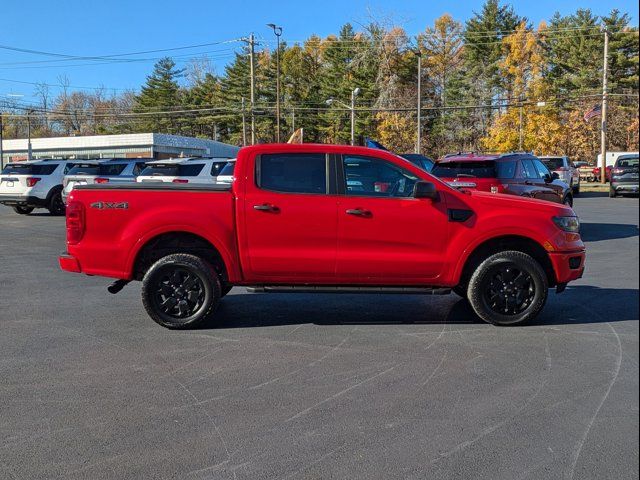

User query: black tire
[141,253,221,329]
[573,182,580,195]
[47,189,65,216]
[13,206,34,215]
[468,251,548,326]
[609,186,617,198]
[220,285,233,298]
[562,194,573,207]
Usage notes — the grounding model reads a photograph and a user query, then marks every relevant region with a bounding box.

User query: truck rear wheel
[141,253,221,329]
[48,189,65,216]
[467,251,548,326]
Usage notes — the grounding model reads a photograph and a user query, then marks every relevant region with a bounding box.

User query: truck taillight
[95,177,109,184]
[66,202,85,245]
[172,179,189,184]
[26,177,41,187]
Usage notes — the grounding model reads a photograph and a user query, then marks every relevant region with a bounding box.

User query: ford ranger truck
[59,144,586,329]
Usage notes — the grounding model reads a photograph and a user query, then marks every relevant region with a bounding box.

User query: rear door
[336,155,449,284]
[241,152,339,282]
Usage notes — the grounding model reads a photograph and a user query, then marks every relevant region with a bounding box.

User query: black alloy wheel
[467,250,548,326]
[482,264,535,316]
[142,253,221,329]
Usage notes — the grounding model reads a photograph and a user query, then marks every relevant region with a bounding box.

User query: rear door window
[257,153,327,194]
[67,164,100,175]
[496,160,517,179]
[30,164,58,175]
[98,164,127,176]
[176,163,205,176]
[139,165,178,176]
[210,162,226,176]
[431,161,497,178]
[219,162,235,176]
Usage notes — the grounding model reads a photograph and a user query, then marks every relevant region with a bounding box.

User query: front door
[336,155,449,284]
[241,152,339,282]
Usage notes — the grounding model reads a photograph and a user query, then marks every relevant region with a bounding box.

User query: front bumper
[549,250,586,285]
[0,195,48,207]
[59,253,81,273]
[611,181,639,193]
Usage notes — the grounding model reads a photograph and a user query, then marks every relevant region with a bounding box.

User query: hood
[467,189,575,216]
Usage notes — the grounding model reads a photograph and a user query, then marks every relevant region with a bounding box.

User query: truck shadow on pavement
[203,285,638,330]
[579,222,639,242]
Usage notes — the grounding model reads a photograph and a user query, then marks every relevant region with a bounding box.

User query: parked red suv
[431,153,574,206]
[60,144,585,328]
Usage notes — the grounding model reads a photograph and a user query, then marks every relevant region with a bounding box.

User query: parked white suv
[62,158,148,204]
[136,158,230,184]
[0,160,73,215]
[539,156,580,194]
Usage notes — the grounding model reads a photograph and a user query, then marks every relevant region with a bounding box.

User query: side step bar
[246,286,451,295]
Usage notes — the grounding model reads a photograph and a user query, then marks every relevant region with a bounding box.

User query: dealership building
[0,133,240,166]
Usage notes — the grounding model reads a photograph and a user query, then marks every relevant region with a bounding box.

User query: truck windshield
[432,161,497,178]
[98,164,128,176]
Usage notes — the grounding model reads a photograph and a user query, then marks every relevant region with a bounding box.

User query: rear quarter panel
[67,187,240,280]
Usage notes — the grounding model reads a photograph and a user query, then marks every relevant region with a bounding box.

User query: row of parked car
[0,157,236,215]
[1,150,637,216]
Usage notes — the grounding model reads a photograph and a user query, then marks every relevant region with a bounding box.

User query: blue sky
[1,0,637,103]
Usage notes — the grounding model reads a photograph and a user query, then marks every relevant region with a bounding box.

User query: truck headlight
[552,216,580,233]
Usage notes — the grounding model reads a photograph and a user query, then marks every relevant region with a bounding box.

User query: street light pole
[326,88,360,146]
[267,24,283,142]
[600,25,609,184]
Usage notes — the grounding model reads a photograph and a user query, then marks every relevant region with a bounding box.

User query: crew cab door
[336,155,449,284]
[240,152,339,282]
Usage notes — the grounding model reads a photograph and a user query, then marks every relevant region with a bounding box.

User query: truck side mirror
[551,172,560,181]
[413,181,438,200]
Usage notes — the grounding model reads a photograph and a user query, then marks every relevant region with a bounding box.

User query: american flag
[583,103,602,122]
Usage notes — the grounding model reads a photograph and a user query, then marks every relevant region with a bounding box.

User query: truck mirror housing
[413,181,438,200]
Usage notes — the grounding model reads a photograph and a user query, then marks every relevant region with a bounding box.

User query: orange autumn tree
[482,22,566,154]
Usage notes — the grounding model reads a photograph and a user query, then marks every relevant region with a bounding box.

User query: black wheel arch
[458,235,556,290]
[132,232,229,284]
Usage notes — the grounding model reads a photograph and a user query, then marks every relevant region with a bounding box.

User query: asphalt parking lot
[0,193,638,480]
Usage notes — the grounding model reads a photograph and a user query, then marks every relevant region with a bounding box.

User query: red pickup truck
[60,144,585,328]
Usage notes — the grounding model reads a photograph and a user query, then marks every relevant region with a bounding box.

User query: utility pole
[27,109,33,160]
[0,113,4,169]
[267,24,283,142]
[350,88,360,146]
[248,34,256,145]
[241,97,247,146]
[600,25,609,184]
[415,50,422,154]
[518,95,524,151]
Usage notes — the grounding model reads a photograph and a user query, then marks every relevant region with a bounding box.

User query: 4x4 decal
[90,201,128,210]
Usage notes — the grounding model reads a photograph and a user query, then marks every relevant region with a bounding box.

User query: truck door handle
[253,203,279,212]
[346,208,371,217]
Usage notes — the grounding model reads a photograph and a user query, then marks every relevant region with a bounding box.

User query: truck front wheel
[467,251,548,326]
[141,253,221,329]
